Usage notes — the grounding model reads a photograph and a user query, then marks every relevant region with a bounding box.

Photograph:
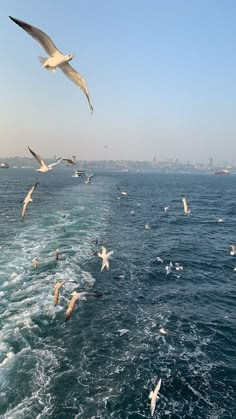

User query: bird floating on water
[9,16,93,113]
[21,181,39,220]
[230,245,236,256]
[117,186,128,196]
[165,261,173,275]
[28,147,61,172]
[175,262,183,271]
[98,246,114,271]
[149,378,162,417]
[32,257,38,268]
[65,291,102,321]
[182,195,190,214]
[159,327,168,335]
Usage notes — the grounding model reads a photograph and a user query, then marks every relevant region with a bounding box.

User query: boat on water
[214,169,229,175]
[0,162,9,169]
[72,170,86,178]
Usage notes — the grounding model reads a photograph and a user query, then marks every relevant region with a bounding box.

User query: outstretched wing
[9,16,60,56]
[59,63,93,113]
[28,146,47,169]
[48,158,62,168]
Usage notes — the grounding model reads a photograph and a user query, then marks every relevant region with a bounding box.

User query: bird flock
[6,15,236,417]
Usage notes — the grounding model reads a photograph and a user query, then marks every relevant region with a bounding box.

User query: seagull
[182,195,190,214]
[117,329,129,336]
[165,261,173,275]
[28,146,62,172]
[85,174,94,184]
[159,328,168,335]
[230,245,236,256]
[9,16,93,113]
[21,181,39,220]
[65,291,102,321]
[117,187,128,196]
[63,155,76,166]
[98,246,114,271]
[149,378,162,417]
[145,224,151,229]
[53,280,78,306]
[175,262,183,271]
[104,144,109,149]
[164,206,169,213]
[156,257,163,263]
[32,257,38,269]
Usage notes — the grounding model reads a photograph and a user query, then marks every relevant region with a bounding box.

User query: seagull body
[32,257,38,268]
[98,246,114,271]
[28,146,61,172]
[182,195,190,214]
[63,155,76,166]
[9,16,93,113]
[164,206,169,213]
[65,291,102,321]
[175,262,183,271]
[85,174,94,184]
[54,280,78,306]
[159,327,168,335]
[230,245,236,256]
[149,378,161,417]
[165,261,173,275]
[21,181,39,220]
[117,186,128,196]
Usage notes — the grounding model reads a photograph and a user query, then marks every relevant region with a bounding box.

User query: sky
[1,0,236,163]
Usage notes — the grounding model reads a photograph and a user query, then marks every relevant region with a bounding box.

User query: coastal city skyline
[1,1,236,162]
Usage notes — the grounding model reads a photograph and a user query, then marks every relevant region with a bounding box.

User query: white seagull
[164,206,169,213]
[98,246,114,271]
[156,257,163,263]
[85,174,94,184]
[65,291,102,321]
[28,146,61,172]
[182,195,190,214]
[21,181,39,220]
[165,261,173,275]
[117,186,128,196]
[159,327,168,335]
[9,16,93,113]
[149,378,162,417]
[230,245,236,256]
[175,262,183,271]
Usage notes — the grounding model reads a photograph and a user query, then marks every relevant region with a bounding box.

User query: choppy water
[0,168,235,418]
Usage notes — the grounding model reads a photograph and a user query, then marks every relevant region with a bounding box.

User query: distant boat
[0,162,9,169]
[214,169,229,175]
[72,170,86,178]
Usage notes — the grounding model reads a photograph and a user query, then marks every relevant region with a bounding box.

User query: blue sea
[0,168,235,418]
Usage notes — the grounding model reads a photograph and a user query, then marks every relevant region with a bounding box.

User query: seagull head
[67,54,75,61]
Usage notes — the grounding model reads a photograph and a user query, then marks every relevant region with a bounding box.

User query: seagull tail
[38,57,56,73]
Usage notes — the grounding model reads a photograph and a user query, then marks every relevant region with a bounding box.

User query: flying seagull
[85,174,94,184]
[98,246,114,271]
[28,146,61,172]
[65,291,102,321]
[9,16,93,113]
[63,155,76,166]
[53,280,78,306]
[149,378,162,417]
[21,181,39,220]
[182,195,190,214]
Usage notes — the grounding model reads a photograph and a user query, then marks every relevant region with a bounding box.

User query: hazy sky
[1,0,236,163]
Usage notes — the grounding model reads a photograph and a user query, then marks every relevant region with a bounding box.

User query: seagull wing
[9,16,60,56]
[63,158,74,165]
[21,181,39,220]
[28,147,47,169]
[106,250,114,259]
[154,378,162,396]
[88,174,94,180]
[59,63,93,113]
[48,157,62,168]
